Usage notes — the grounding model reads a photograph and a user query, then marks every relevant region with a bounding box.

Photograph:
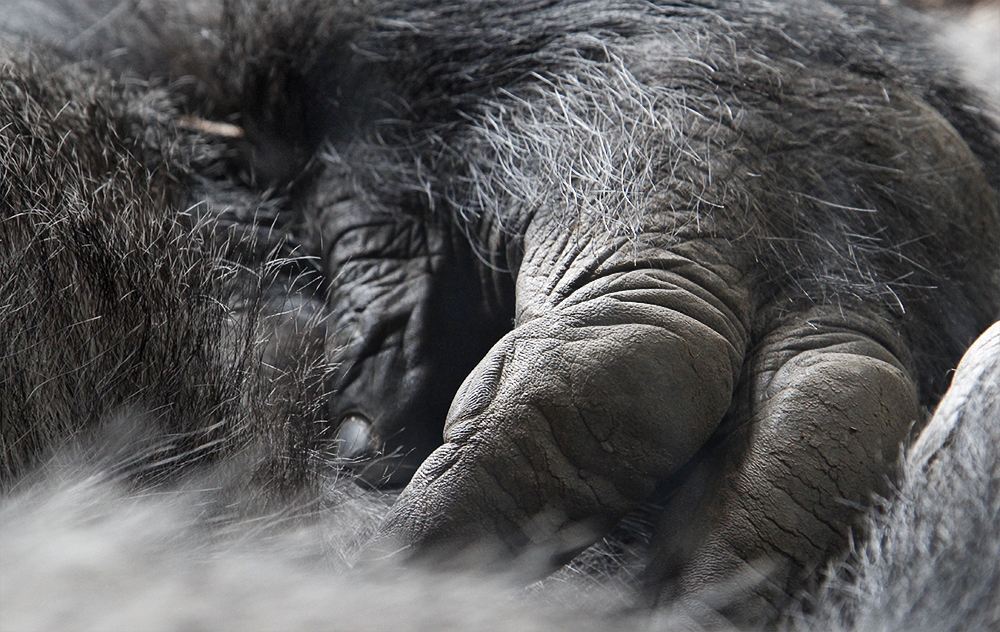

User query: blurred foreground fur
[1,0,999,630]
[2,325,996,632]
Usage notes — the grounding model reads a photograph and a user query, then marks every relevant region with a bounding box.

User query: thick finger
[321,197,509,486]
[371,242,749,571]
[644,308,920,627]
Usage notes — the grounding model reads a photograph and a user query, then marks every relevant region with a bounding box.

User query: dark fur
[1,0,998,629]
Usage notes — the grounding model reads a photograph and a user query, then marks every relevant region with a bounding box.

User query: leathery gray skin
[2,0,999,628]
[796,320,1000,632]
[314,1,1000,625]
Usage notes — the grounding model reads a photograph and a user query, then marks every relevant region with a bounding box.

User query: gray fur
[1,326,996,631]
[1,0,999,629]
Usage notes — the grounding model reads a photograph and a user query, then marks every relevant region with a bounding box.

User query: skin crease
[320,6,999,626]
[1,1,998,630]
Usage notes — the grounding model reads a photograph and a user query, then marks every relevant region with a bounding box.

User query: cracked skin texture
[310,4,1000,628]
[351,78,997,626]
[371,211,922,630]
[1,0,998,628]
[353,75,994,628]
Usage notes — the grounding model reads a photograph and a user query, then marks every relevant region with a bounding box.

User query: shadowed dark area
[1,1,998,630]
